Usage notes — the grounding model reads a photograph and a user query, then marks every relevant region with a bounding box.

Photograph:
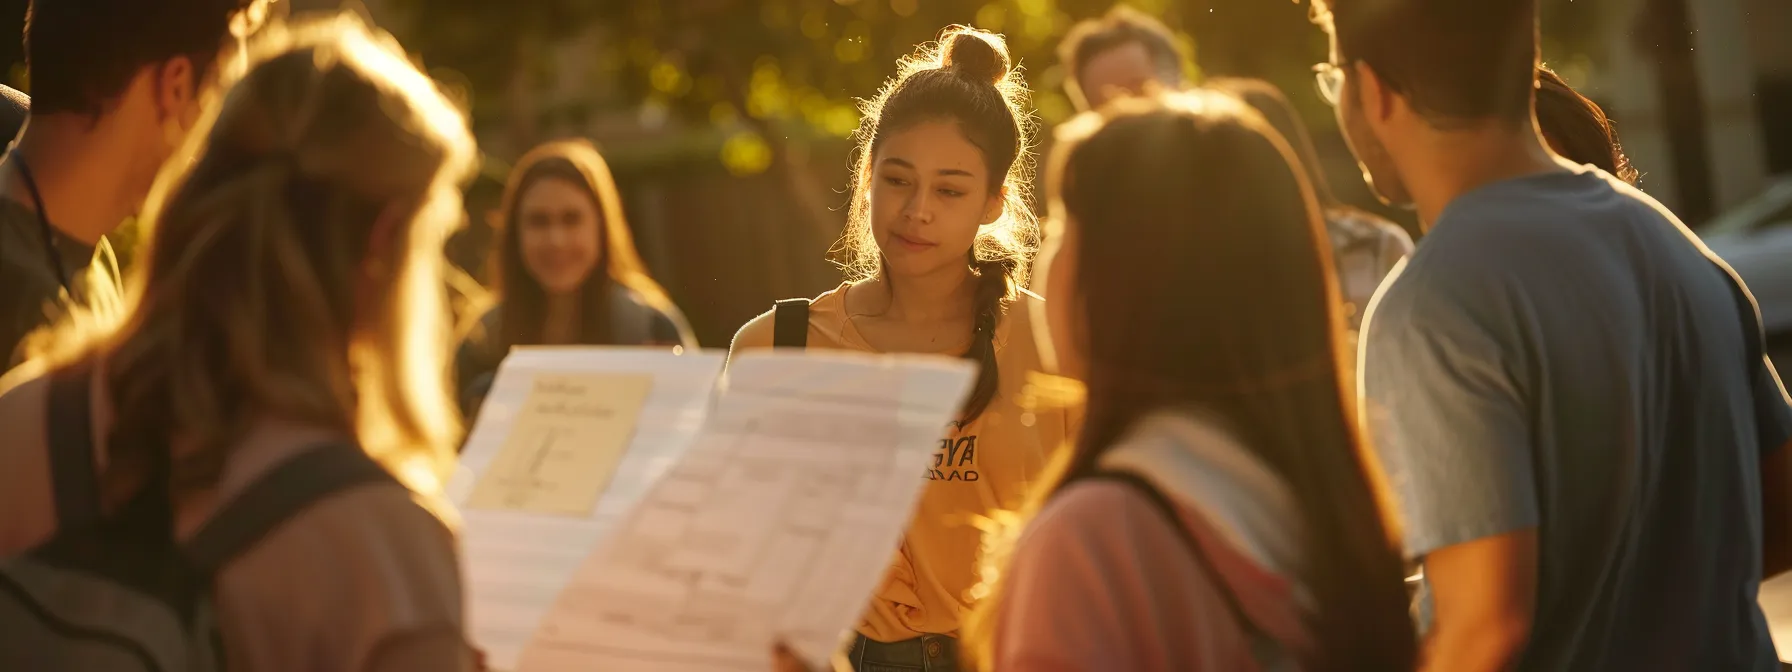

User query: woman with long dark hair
[1206,77,1412,332]
[455,140,695,416]
[1534,66,1638,185]
[964,90,1416,671]
[736,26,1075,671]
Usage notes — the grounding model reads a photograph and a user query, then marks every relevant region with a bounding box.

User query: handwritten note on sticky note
[468,373,654,517]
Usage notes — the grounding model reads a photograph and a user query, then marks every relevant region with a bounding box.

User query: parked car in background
[1702,176,1792,373]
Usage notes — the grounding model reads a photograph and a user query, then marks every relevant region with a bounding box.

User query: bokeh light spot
[721,131,774,176]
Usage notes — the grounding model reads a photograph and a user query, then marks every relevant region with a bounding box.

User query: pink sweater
[988,413,1316,671]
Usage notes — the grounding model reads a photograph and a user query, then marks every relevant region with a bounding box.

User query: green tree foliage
[391,0,1607,168]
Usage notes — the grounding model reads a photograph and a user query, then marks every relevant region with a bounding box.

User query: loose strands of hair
[836,27,1039,424]
[1535,66,1639,185]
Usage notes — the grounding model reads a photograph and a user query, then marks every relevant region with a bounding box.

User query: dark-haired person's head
[21,0,262,216]
[1312,0,1540,209]
[1206,77,1342,209]
[1534,67,1637,185]
[1059,6,1186,112]
[1031,89,1418,668]
[841,26,1037,423]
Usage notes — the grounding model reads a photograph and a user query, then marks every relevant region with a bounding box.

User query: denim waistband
[849,633,959,672]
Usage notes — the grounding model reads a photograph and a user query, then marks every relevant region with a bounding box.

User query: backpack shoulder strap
[1080,470,1268,646]
[184,444,399,575]
[773,298,811,349]
[45,363,100,528]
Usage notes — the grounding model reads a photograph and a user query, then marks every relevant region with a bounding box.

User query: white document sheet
[450,347,728,672]
[515,350,977,672]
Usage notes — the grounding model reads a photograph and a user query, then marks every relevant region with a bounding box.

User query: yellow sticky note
[468,373,654,516]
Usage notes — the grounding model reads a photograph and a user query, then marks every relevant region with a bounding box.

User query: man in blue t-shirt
[1312,1,1792,670]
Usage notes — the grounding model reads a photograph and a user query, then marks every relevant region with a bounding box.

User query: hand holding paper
[517,350,977,672]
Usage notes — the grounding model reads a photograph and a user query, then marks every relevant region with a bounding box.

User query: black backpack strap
[1080,470,1267,646]
[184,443,399,575]
[45,363,101,528]
[773,298,811,349]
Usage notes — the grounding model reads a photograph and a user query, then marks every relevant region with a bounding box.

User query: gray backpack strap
[46,364,100,528]
[773,298,811,349]
[184,444,400,575]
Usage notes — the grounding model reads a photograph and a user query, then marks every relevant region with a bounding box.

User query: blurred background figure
[455,139,695,420]
[0,14,476,671]
[967,90,1416,672]
[1056,13,1413,335]
[1057,6,1187,112]
[1207,77,1412,332]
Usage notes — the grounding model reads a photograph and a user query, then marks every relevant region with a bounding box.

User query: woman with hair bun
[735,26,1074,671]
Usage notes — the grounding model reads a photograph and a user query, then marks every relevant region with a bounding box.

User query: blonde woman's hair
[15,14,476,499]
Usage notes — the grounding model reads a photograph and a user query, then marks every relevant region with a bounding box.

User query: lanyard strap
[13,155,76,299]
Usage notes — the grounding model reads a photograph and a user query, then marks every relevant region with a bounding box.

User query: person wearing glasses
[1312,1,1792,670]
[1058,14,1410,336]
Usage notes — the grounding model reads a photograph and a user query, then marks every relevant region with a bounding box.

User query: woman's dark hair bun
[942,29,1010,86]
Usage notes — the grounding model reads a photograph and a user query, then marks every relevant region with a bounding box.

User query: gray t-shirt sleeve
[1363,279,1539,559]
[1756,356,1792,456]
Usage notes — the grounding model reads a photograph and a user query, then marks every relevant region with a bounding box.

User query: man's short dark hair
[1058,7,1185,95]
[26,0,252,116]
[1319,0,1538,125]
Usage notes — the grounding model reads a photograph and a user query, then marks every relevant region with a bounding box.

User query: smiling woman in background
[455,139,695,419]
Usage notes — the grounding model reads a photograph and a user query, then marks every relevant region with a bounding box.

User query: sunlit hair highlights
[17,15,476,498]
[966,90,1415,671]
[837,26,1038,422]
[1535,66,1638,185]
[490,139,686,351]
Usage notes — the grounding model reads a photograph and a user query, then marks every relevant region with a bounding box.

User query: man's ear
[981,185,1007,226]
[154,57,199,126]
[1352,60,1397,125]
